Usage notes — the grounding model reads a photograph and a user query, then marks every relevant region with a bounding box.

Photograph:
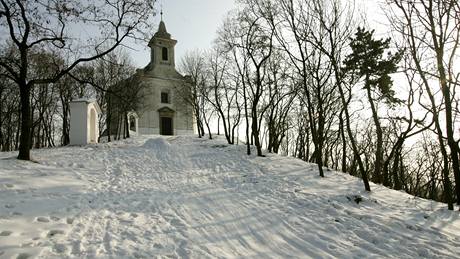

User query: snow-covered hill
[0,136,459,258]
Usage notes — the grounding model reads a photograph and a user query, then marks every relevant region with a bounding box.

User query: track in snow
[0,136,459,258]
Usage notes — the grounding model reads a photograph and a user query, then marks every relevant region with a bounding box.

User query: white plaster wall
[69,102,88,145]
[87,103,99,143]
[138,128,193,136]
[139,127,160,135]
[175,129,195,135]
[136,76,194,135]
[127,113,139,133]
[70,101,100,145]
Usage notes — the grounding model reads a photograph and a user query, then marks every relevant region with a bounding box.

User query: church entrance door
[160,117,173,135]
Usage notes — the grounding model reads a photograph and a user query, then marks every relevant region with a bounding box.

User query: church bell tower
[147,15,177,71]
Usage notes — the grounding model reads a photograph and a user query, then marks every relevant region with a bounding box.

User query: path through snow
[0,136,459,258]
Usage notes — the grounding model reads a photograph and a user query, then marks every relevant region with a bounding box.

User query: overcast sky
[126,0,236,68]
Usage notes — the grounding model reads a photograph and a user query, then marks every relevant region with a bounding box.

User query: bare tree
[252,0,342,177]
[343,27,403,184]
[91,51,135,141]
[0,67,20,151]
[179,49,207,138]
[311,0,371,191]
[0,0,154,160]
[218,13,253,154]
[387,0,460,208]
[240,9,275,156]
[218,9,274,155]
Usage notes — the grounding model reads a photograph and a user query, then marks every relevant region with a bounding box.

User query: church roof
[154,21,171,39]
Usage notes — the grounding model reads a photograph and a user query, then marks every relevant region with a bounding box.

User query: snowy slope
[0,136,459,258]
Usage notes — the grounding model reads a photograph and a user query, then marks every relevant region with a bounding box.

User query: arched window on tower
[162,47,168,61]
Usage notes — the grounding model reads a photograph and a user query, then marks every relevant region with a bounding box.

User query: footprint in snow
[20,242,33,248]
[406,224,421,231]
[36,216,50,223]
[0,230,12,236]
[328,244,338,250]
[5,204,15,209]
[16,253,31,259]
[153,243,164,249]
[4,183,14,188]
[53,243,67,253]
[47,230,65,238]
[168,218,187,228]
[120,219,133,225]
[50,216,60,221]
[71,241,81,255]
[66,217,74,224]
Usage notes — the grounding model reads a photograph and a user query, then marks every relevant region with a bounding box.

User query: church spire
[146,1,177,72]
[154,20,171,39]
[154,1,171,40]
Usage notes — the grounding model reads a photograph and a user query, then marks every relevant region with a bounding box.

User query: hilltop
[0,136,459,258]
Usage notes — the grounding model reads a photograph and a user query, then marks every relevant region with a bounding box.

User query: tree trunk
[217,116,220,135]
[107,101,112,142]
[251,108,263,156]
[337,77,370,191]
[243,86,251,155]
[62,107,70,146]
[204,116,212,140]
[15,109,21,150]
[365,83,383,184]
[437,58,460,205]
[339,111,347,173]
[195,106,202,138]
[125,112,130,139]
[18,83,31,160]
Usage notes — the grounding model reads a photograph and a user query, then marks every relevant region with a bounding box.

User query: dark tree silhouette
[344,27,402,187]
[0,0,154,160]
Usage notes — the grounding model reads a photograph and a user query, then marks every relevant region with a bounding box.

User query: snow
[0,135,459,258]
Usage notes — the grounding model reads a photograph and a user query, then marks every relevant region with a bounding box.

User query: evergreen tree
[344,27,403,185]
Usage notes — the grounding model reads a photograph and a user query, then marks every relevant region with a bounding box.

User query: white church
[126,19,195,136]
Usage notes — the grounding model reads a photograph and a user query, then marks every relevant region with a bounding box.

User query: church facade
[132,20,194,135]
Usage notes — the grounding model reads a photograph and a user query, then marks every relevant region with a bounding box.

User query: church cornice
[138,67,185,81]
[148,37,177,47]
[158,107,175,113]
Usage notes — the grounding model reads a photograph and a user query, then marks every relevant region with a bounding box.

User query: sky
[124,0,390,69]
[126,0,236,68]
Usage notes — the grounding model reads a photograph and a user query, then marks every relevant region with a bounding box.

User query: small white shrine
[69,99,101,145]
[127,111,139,134]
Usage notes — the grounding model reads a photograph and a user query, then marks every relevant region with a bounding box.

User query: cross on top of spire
[160,0,163,21]
[149,0,171,40]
